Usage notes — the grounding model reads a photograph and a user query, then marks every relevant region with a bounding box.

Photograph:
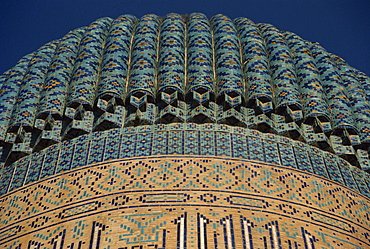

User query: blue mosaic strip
[231,133,248,159]
[119,134,136,158]
[104,134,120,161]
[278,143,297,169]
[8,161,29,192]
[248,136,264,162]
[56,143,74,174]
[24,152,44,185]
[0,124,369,198]
[200,131,216,156]
[152,131,168,155]
[72,141,90,169]
[184,130,199,155]
[294,145,313,173]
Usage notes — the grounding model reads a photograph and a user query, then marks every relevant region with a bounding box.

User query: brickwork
[0,156,369,248]
[1,13,370,248]
[1,124,369,198]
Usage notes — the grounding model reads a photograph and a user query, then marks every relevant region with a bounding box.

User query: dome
[1,13,370,169]
[0,13,369,248]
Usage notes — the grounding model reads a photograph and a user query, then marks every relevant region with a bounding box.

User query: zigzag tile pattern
[0,156,369,248]
[126,14,160,126]
[10,42,58,128]
[0,123,369,197]
[234,17,273,113]
[186,13,214,93]
[37,28,85,117]
[186,13,216,123]
[283,31,329,120]
[1,13,370,172]
[258,23,301,113]
[67,17,112,107]
[157,13,187,123]
[97,15,137,100]
[0,53,34,140]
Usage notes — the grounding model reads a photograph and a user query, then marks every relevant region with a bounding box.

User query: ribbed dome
[1,14,370,249]
[1,13,370,170]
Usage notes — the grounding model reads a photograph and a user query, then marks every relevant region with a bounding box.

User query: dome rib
[0,13,369,172]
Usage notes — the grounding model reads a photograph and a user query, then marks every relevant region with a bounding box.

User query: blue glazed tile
[231,133,248,159]
[324,153,345,185]
[216,132,231,157]
[9,161,29,192]
[293,145,313,172]
[55,143,75,174]
[183,123,198,131]
[25,152,45,185]
[351,167,370,197]
[103,135,121,161]
[119,134,137,158]
[0,166,15,195]
[337,158,359,192]
[184,130,199,155]
[152,131,168,155]
[263,139,280,165]
[41,150,60,178]
[88,137,106,164]
[72,142,90,169]
[309,151,329,178]
[248,136,264,162]
[200,131,215,156]
[168,130,184,155]
[278,143,297,168]
[136,132,152,156]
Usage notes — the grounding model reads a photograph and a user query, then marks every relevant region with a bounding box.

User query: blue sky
[1,0,369,76]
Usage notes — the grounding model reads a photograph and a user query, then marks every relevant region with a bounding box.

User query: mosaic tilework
[67,17,112,107]
[97,15,137,100]
[333,55,370,145]
[128,14,160,97]
[157,14,185,93]
[234,17,273,113]
[0,53,34,142]
[1,13,370,170]
[1,13,370,247]
[211,14,244,114]
[186,13,214,93]
[0,157,369,248]
[157,13,187,124]
[1,124,369,198]
[283,31,330,121]
[186,13,216,124]
[258,23,300,112]
[9,41,58,129]
[37,28,85,117]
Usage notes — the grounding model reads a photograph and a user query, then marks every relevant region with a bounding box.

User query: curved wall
[0,124,369,248]
[1,155,369,248]
[1,14,370,170]
[1,124,369,197]
[1,13,370,248]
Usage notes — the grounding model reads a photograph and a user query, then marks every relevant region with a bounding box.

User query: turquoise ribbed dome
[1,13,370,171]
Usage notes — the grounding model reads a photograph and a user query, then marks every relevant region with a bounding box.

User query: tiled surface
[1,14,370,170]
[1,12,370,248]
[1,124,369,199]
[0,157,369,248]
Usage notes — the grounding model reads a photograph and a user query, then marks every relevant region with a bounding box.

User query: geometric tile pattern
[1,123,369,198]
[1,14,370,171]
[1,12,370,249]
[0,157,369,248]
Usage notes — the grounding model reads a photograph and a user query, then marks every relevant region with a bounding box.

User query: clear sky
[1,0,369,76]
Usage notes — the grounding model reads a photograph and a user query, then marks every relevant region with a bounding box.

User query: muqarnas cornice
[1,13,370,171]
